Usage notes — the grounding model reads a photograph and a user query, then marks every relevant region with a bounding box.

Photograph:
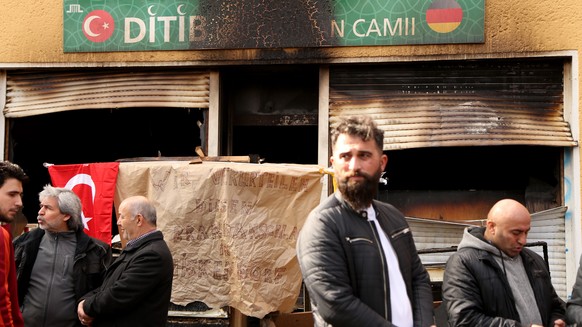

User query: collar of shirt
[126,229,157,249]
[362,206,375,220]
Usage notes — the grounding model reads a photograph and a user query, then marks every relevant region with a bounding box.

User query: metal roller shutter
[329,58,577,150]
[527,206,568,298]
[3,68,210,118]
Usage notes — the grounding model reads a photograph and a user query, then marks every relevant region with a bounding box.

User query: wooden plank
[229,308,247,327]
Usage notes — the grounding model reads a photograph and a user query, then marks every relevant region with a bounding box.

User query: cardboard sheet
[114,161,324,318]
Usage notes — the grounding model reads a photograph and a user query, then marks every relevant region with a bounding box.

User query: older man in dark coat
[77,196,174,327]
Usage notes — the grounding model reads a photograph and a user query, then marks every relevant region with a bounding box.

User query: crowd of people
[0,161,173,327]
[2,115,582,326]
[297,115,582,327]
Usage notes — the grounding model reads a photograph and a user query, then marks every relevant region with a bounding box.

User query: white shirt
[366,206,413,327]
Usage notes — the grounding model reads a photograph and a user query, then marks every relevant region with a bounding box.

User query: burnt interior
[8,65,563,228]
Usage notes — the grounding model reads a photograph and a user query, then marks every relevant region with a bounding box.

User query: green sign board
[63,0,484,52]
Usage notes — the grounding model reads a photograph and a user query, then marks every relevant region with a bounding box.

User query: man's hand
[532,320,566,327]
[77,300,95,326]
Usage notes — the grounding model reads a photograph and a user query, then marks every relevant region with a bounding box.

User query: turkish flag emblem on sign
[47,162,119,245]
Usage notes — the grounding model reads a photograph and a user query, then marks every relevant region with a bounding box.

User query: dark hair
[0,161,28,188]
[330,115,384,152]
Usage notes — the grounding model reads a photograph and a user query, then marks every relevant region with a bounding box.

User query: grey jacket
[567,254,582,325]
[14,228,111,327]
[296,193,434,327]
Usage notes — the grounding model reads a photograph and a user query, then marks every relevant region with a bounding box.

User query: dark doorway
[221,65,319,164]
[379,145,563,220]
[9,107,204,224]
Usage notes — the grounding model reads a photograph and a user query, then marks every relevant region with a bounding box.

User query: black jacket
[566,254,582,325]
[296,193,434,327]
[443,227,566,326]
[81,230,174,327]
[13,227,112,325]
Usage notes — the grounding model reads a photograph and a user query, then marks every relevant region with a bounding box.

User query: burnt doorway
[380,145,563,220]
[221,65,319,164]
[9,107,205,224]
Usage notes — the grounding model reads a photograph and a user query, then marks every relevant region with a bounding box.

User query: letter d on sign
[125,18,146,43]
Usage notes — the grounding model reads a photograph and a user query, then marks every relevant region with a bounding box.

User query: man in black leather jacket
[442,199,566,327]
[297,115,435,327]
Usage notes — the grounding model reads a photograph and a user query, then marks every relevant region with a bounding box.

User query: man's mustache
[346,171,368,178]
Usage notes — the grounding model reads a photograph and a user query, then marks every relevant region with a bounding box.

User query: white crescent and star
[83,15,101,37]
[64,173,96,231]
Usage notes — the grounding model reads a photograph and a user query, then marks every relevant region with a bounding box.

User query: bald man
[442,199,566,327]
[77,196,174,327]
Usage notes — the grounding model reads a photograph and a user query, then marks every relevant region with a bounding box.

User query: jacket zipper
[368,220,389,320]
[390,227,410,239]
[42,234,60,327]
[345,237,373,244]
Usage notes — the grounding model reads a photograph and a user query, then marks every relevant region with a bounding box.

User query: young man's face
[0,178,24,223]
[331,133,387,209]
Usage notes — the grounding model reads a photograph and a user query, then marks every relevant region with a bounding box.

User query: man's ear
[486,220,496,235]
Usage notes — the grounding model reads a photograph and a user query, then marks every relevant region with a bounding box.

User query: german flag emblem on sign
[426,0,464,33]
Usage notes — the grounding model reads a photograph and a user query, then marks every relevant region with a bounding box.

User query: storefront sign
[63,0,484,52]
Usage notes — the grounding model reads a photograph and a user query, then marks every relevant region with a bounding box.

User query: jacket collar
[124,230,163,252]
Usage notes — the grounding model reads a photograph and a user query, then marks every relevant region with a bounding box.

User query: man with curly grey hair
[14,185,112,327]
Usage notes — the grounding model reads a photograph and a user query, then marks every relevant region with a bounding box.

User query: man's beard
[337,169,381,211]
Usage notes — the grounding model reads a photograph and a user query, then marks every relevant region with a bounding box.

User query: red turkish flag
[47,162,119,245]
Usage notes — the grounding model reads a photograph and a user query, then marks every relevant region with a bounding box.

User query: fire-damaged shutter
[2,68,209,118]
[527,206,568,298]
[329,58,577,150]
